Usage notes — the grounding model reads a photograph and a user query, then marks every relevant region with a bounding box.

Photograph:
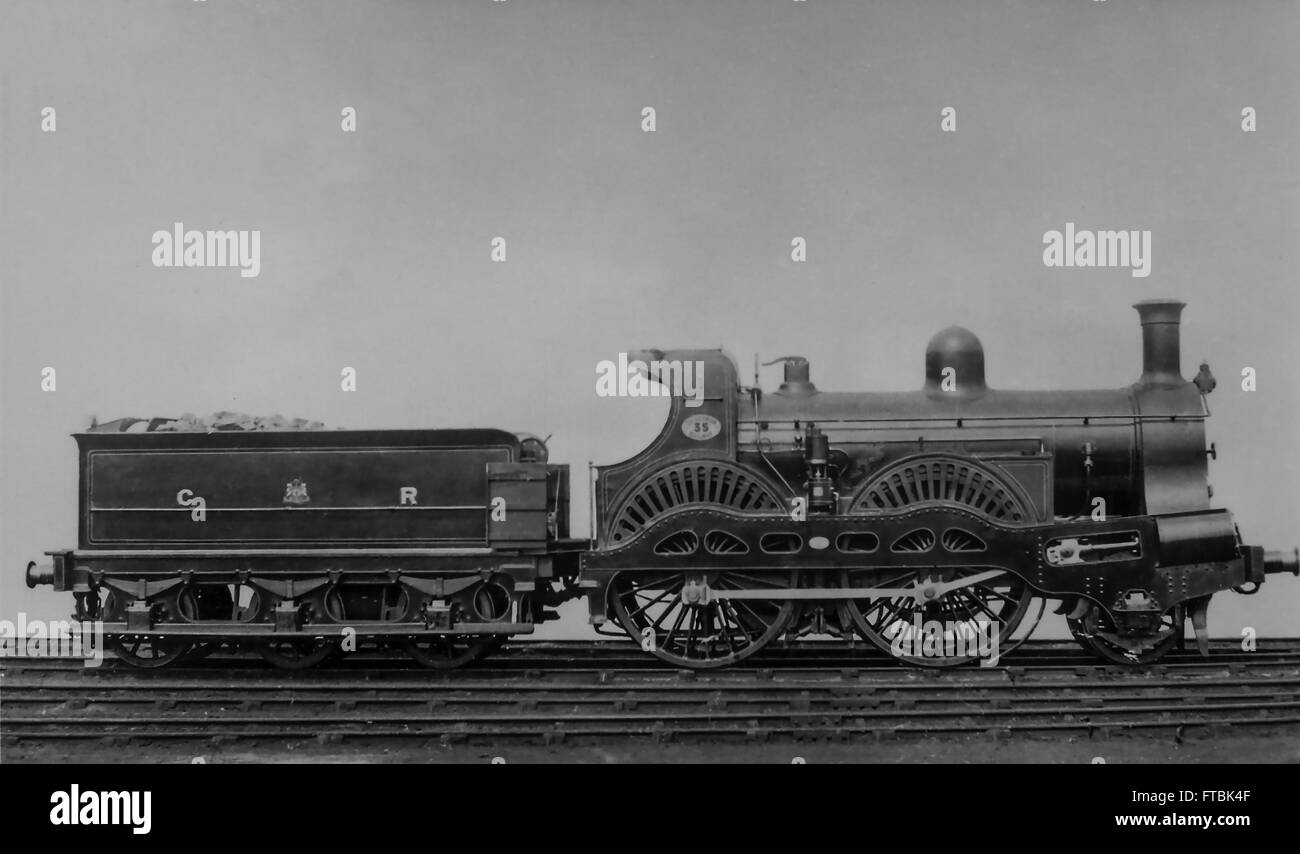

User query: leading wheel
[1068,603,1182,665]
[611,570,797,669]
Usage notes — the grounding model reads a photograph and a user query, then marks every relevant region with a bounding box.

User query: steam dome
[924,326,987,394]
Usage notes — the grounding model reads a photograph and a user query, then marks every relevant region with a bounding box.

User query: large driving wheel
[840,566,1036,667]
[611,569,797,669]
[841,455,1039,667]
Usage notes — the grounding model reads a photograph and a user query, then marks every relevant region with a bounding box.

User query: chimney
[1134,300,1186,388]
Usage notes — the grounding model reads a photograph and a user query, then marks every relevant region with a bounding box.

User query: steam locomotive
[25,300,1298,669]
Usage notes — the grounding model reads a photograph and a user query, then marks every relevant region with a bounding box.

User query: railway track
[8,637,1300,674]
[4,640,1300,744]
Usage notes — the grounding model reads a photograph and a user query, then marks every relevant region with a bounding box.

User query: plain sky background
[1,0,1297,638]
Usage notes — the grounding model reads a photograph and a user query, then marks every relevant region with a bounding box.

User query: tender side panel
[83,438,515,548]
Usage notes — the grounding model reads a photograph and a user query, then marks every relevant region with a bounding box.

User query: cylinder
[1134,300,1185,387]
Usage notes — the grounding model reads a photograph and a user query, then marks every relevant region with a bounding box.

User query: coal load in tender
[86,412,328,433]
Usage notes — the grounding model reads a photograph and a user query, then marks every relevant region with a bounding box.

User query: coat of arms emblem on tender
[283,478,310,504]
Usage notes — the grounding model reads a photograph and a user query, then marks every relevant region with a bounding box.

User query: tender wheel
[405,636,505,670]
[111,635,191,668]
[258,638,339,670]
[1068,603,1181,665]
[183,643,222,661]
[256,586,350,669]
[102,589,192,668]
[611,570,797,669]
[178,585,233,661]
[841,567,1035,667]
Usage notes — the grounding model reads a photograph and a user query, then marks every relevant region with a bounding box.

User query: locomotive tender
[29,428,584,669]
[26,300,1298,669]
